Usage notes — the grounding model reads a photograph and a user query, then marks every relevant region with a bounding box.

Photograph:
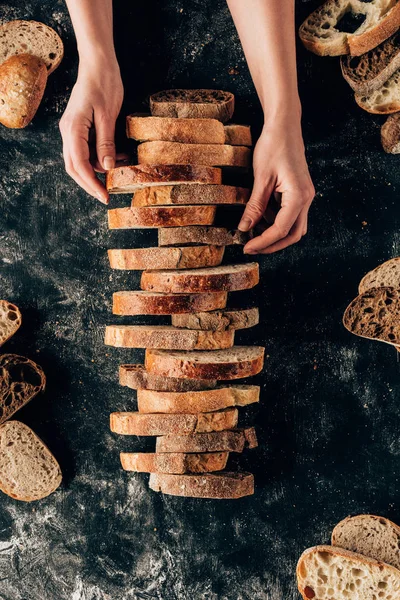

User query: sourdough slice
[137,385,260,414]
[359,257,400,293]
[106,164,221,193]
[332,514,400,570]
[137,141,251,168]
[110,407,238,436]
[145,346,265,380]
[120,451,228,474]
[0,421,62,501]
[108,245,224,270]
[171,308,259,331]
[343,287,400,346]
[150,89,235,123]
[149,471,254,499]
[113,291,227,315]
[0,301,22,346]
[299,0,400,57]
[119,364,217,391]
[156,427,258,453]
[105,325,234,350]
[158,226,250,246]
[0,20,64,74]
[356,69,400,113]
[132,184,250,207]
[0,355,46,425]
[382,114,400,153]
[297,545,400,600]
[140,263,259,294]
[108,205,216,229]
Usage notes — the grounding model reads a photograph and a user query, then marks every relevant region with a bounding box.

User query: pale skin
[60,0,315,254]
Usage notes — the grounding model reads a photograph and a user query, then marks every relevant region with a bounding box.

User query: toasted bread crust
[108,245,224,270]
[119,364,217,392]
[171,308,259,331]
[149,471,254,498]
[137,141,251,168]
[132,184,250,207]
[156,427,258,453]
[158,226,250,247]
[150,89,235,123]
[120,451,228,474]
[108,205,216,229]
[104,325,234,350]
[113,291,228,315]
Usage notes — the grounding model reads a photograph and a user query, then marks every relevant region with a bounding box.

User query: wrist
[78,43,119,73]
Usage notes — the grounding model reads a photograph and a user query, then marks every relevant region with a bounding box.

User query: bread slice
[341,31,400,94]
[0,354,46,425]
[149,471,254,499]
[158,226,250,247]
[150,89,235,123]
[145,346,265,380]
[121,451,228,474]
[0,421,62,501]
[356,69,400,114]
[299,0,400,57]
[106,164,221,193]
[343,287,399,346]
[224,124,252,147]
[382,113,400,153]
[297,545,400,600]
[110,408,238,436]
[332,514,400,570]
[137,385,260,414]
[0,301,22,346]
[171,308,259,331]
[108,245,224,270]
[138,141,251,168]
[104,325,234,350]
[108,205,216,229]
[132,184,250,207]
[0,20,64,74]
[140,263,259,294]
[119,364,217,391]
[113,290,227,315]
[156,427,258,453]
[359,258,400,293]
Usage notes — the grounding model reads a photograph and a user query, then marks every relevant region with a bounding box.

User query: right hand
[59,59,125,204]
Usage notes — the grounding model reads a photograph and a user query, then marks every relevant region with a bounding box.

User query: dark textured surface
[0,1,399,598]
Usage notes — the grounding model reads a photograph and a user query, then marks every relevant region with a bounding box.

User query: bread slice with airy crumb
[0,354,46,425]
[359,258,400,293]
[108,245,224,270]
[356,69,400,114]
[132,184,250,207]
[149,471,254,499]
[382,113,400,153]
[138,141,251,168]
[171,308,259,331]
[105,325,234,350]
[121,451,228,474]
[119,364,217,392]
[0,301,21,346]
[150,89,235,123]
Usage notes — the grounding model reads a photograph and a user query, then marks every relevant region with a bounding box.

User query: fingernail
[238,217,252,232]
[244,248,257,255]
[103,156,115,170]
[96,192,108,205]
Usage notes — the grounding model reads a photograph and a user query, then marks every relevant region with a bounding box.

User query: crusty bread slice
[156,427,258,453]
[104,325,234,350]
[359,257,400,293]
[356,69,400,113]
[0,300,21,346]
[110,407,238,436]
[140,262,259,294]
[0,355,46,425]
[299,0,400,57]
[332,514,400,570]
[0,421,62,501]
[382,113,400,153]
[108,205,216,229]
[121,451,228,474]
[343,287,399,346]
[113,290,227,315]
[224,124,252,147]
[0,20,64,74]
[158,226,250,246]
[149,471,254,499]
[137,385,260,414]
[145,346,265,380]
[297,545,400,600]
[119,364,217,391]
[138,141,251,168]
[132,184,250,207]
[106,164,221,193]
[171,308,259,331]
[108,245,224,270]
[150,89,235,123]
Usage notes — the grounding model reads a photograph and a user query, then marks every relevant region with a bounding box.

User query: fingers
[95,111,116,171]
[256,207,309,254]
[92,153,130,173]
[238,177,275,232]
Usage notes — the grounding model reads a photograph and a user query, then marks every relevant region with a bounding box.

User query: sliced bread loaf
[113,291,227,315]
[138,141,251,168]
[156,427,258,453]
[108,205,216,229]
[0,300,22,346]
[132,184,250,207]
[382,113,400,153]
[119,364,217,392]
[158,226,250,246]
[149,471,254,499]
[104,325,234,350]
[0,355,46,425]
[359,257,400,293]
[108,245,224,270]
[343,287,399,346]
[356,69,400,113]
[150,89,235,123]
[171,308,259,331]
[121,451,228,474]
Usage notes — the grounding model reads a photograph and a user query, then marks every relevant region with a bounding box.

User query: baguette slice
[108,205,216,229]
[108,245,224,270]
[121,451,228,474]
[0,301,22,346]
[299,0,400,57]
[0,421,62,501]
[119,364,217,392]
[105,325,234,350]
[156,427,258,453]
[359,257,400,293]
[137,385,260,414]
[110,408,238,436]
[113,291,227,315]
[106,164,221,193]
[132,184,250,207]
[332,514,400,570]
[297,545,400,600]
[171,308,259,331]
[0,355,46,425]
[138,141,251,168]
[158,226,250,247]
[150,89,235,123]
[149,471,254,499]
[356,69,400,114]
[382,114,400,153]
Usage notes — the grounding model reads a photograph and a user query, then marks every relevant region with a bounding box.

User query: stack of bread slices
[105,89,264,500]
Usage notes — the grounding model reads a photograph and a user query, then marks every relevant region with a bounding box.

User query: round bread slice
[359,257,400,293]
[105,325,234,350]
[158,226,250,247]
[120,451,228,474]
[0,354,46,425]
[382,113,400,153]
[156,427,258,453]
[137,141,251,168]
[149,471,254,499]
[108,205,216,229]
[0,300,22,346]
[119,364,217,392]
[171,308,259,331]
[113,291,227,315]
[0,421,62,501]
[150,89,235,123]
[356,69,400,114]
[108,245,224,270]
[132,184,250,207]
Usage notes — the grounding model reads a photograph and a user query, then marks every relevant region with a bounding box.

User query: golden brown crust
[104,325,234,350]
[132,184,250,207]
[0,300,22,346]
[149,471,254,498]
[137,141,251,168]
[120,451,228,474]
[108,245,224,270]
[349,2,400,56]
[126,114,226,144]
[108,205,216,229]
[156,427,258,453]
[150,89,235,123]
[119,364,217,392]
[112,291,228,315]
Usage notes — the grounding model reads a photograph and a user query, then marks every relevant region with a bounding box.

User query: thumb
[238,180,273,232]
[95,112,116,171]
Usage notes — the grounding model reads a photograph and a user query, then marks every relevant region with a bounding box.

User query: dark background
[0,1,399,598]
